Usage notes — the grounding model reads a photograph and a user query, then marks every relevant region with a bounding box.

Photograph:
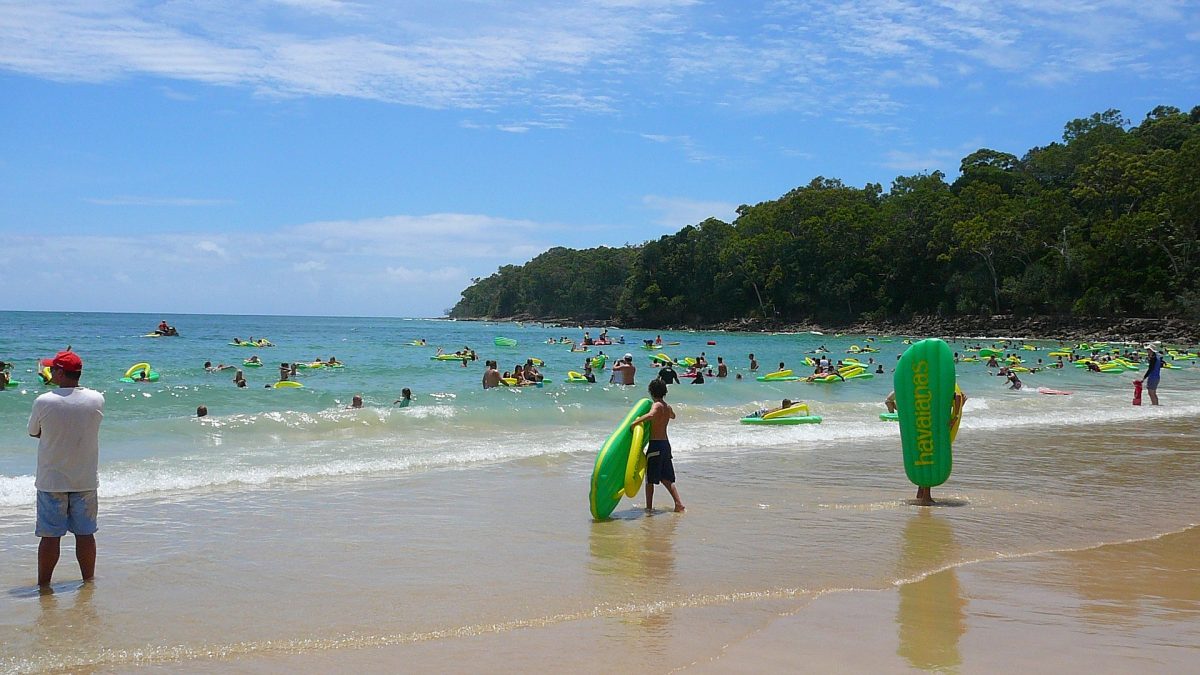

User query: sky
[0,0,1196,318]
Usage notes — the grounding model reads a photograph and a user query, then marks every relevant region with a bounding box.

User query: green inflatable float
[894,339,960,488]
[589,398,652,520]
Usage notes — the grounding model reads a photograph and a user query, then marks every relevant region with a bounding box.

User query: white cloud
[158,85,197,101]
[287,213,550,261]
[880,140,982,173]
[196,240,229,258]
[779,147,816,159]
[639,133,716,162]
[641,195,738,229]
[270,0,358,15]
[384,265,466,283]
[292,260,327,273]
[0,0,1190,134]
[0,211,562,316]
[0,1,693,116]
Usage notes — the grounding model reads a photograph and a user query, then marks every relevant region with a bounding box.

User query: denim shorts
[36,490,98,537]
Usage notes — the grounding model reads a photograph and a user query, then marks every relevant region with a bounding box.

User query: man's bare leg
[76,534,96,581]
[38,537,61,586]
[646,483,655,511]
[1149,388,1160,405]
[914,486,934,506]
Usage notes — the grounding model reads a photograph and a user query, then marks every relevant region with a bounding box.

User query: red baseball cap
[52,350,83,371]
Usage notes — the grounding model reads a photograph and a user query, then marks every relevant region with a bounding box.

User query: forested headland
[450,105,1200,333]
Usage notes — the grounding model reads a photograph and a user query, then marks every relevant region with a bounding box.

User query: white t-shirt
[28,387,105,492]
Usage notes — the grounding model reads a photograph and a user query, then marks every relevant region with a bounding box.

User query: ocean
[1,311,1197,672]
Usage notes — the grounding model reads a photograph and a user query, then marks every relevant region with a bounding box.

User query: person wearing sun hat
[1141,343,1164,406]
[611,352,637,385]
[27,349,105,586]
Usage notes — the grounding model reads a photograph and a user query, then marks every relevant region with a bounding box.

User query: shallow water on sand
[1,312,1197,671]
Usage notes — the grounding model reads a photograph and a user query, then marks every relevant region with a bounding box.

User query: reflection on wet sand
[587,510,679,582]
[896,510,966,671]
[1063,525,1200,625]
[29,581,101,672]
[588,510,680,656]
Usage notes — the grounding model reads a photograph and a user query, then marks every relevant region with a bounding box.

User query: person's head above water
[647,378,667,399]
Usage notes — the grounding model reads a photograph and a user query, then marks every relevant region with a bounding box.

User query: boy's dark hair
[648,379,668,399]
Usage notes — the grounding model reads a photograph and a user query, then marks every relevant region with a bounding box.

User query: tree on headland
[449,104,1200,326]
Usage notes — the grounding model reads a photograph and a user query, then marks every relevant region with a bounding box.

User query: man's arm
[28,400,42,437]
[631,401,662,427]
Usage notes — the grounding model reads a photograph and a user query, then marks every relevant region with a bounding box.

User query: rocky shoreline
[457,314,1199,347]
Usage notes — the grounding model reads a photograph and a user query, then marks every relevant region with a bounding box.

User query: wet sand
[140,526,1200,673]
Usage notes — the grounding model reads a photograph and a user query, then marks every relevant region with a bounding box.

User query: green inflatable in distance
[894,338,956,488]
[590,398,652,520]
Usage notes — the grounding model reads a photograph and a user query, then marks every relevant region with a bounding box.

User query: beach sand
[155,526,1199,673]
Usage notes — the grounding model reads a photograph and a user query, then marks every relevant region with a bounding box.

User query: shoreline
[455,313,1200,346]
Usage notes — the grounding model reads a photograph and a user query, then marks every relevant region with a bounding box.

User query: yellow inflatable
[124,362,152,379]
[624,421,649,498]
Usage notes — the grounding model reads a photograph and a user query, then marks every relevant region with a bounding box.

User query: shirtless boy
[630,379,684,512]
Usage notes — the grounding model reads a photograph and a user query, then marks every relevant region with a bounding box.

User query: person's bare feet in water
[914,486,935,506]
[674,504,686,513]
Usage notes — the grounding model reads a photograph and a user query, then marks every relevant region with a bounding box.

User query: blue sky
[1,0,1196,317]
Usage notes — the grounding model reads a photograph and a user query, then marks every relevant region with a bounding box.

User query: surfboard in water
[894,338,956,488]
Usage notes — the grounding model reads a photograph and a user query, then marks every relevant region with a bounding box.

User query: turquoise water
[2,311,1198,511]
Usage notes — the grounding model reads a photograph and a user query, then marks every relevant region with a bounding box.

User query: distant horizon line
[0,309,454,321]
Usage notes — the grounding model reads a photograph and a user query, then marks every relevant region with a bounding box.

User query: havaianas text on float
[912,361,935,466]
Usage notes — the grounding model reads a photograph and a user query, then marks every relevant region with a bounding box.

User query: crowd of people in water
[9,323,1175,421]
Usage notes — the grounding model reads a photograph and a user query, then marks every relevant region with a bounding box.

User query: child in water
[629,379,685,512]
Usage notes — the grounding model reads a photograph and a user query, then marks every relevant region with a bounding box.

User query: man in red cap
[27,350,105,587]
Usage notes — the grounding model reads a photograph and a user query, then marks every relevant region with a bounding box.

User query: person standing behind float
[629,379,684,513]
[1141,345,1164,405]
[27,350,104,587]
[481,361,501,389]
